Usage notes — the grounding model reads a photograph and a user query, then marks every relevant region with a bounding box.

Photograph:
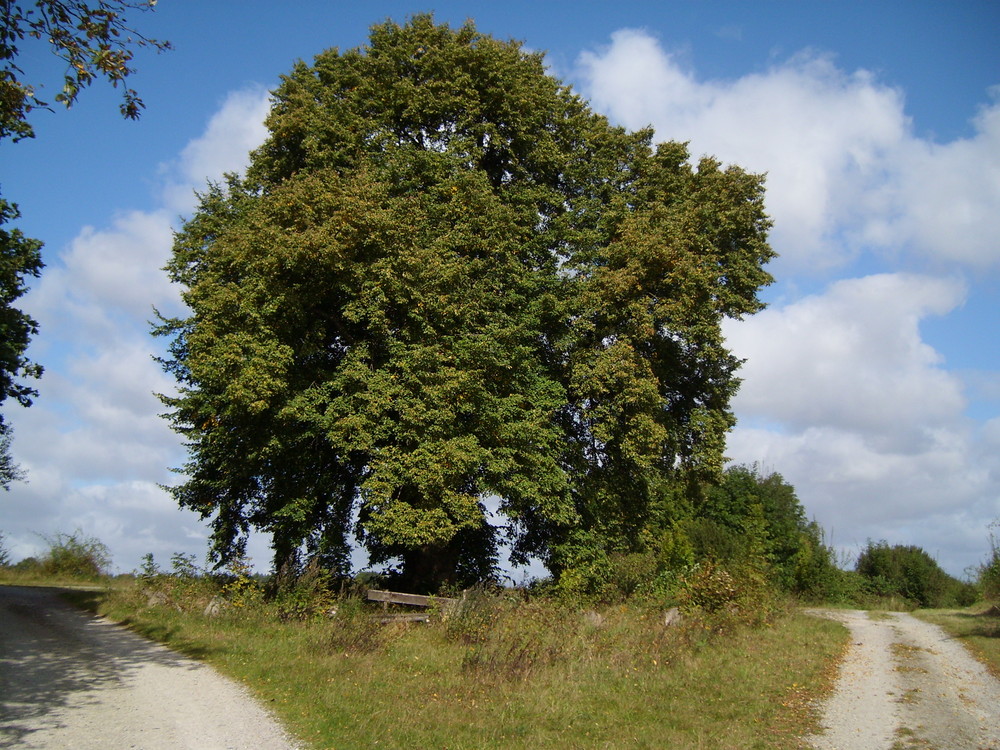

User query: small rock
[663,607,683,627]
[203,595,228,617]
[583,610,604,628]
[146,591,170,608]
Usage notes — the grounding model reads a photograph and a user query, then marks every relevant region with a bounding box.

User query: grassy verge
[63,581,848,750]
[0,568,109,590]
[913,603,1000,678]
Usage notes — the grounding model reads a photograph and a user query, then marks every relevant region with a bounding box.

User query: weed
[460,599,579,682]
[325,595,400,654]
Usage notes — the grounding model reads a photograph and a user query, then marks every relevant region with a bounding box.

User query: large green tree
[158,15,774,591]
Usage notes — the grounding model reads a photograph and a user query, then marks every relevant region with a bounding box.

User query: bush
[856,540,971,608]
[978,521,1000,602]
[675,560,781,631]
[39,531,111,579]
[272,558,337,621]
[459,597,579,682]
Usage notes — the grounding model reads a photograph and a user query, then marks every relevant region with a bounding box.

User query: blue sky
[2,1,998,577]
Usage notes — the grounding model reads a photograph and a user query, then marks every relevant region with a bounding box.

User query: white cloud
[724,274,966,445]
[27,210,178,329]
[576,31,1000,271]
[888,91,1000,266]
[3,87,272,573]
[721,273,997,575]
[160,87,272,214]
[576,31,1000,575]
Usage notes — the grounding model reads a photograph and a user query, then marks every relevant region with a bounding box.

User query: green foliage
[692,464,844,601]
[38,530,111,579]
[977,522,1000,602]
[169,551,201,578]
[157,15,774,591]
[0,0,170,141]
[220,556,264,610]
[11,555,38,571]
[137,552,159,579]
[0,198,43,489]
[271,557,337,621]
[856,540,975,608]
[0,529,9,566]
[0,428,26,489]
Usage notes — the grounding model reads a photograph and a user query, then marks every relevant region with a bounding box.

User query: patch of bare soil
[805,609,1000,750]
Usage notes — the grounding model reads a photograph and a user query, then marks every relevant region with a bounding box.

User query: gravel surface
[805,609,1000,750]
[0,586,299,750]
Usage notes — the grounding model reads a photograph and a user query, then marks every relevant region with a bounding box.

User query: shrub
[220,556,264,610]
[272,558,337,621]
[979,523,1000,602]
[39,531,111,579]
[675,559,781,631]
[856,540,971,608]
[325,595,393,654]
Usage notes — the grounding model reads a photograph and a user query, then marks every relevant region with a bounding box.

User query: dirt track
[806,609,1000,749]
[5,587,999,749]
[0,585,298,750]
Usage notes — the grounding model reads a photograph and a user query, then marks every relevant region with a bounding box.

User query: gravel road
[805,609,1000,750]
[0,585,299,750]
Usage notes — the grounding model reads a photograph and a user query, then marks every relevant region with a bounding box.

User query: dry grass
[74,581,849,750]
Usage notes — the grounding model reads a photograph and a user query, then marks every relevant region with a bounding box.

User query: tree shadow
[0,585,224,746]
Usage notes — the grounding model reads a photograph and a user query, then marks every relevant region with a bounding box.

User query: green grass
[0,567,110,589]
[912,603,1000,679]
[63,581,849,750]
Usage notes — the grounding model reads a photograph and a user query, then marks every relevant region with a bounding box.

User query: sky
[1,0,998,578]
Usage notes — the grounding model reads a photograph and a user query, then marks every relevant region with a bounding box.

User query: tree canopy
[158,15,775,591]
[856,540,975,608]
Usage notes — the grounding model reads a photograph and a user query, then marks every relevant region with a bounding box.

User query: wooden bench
[366,589,461,623]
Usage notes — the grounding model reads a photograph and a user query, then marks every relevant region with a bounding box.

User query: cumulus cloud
[26,210,178,332]
[160,87,272,214]
[576,30,1000,576]
[576,30,1000,271]
[888,92,1000,266]
[720,274,996,574]
[724,274,967,445]
[3,88,272,572]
